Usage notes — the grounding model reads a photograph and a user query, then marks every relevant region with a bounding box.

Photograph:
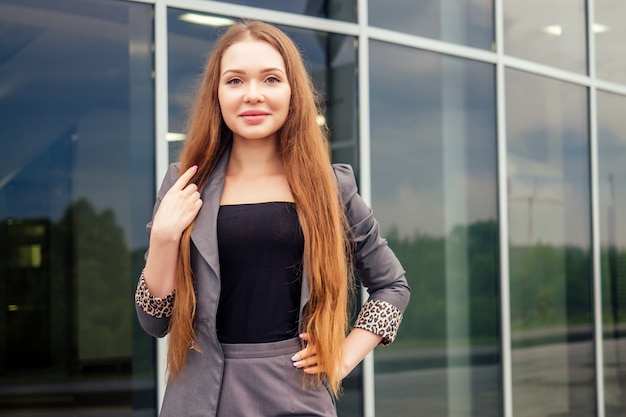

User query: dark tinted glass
[369,40,501,417]
[0,0,156,415]
[506,69,594,417]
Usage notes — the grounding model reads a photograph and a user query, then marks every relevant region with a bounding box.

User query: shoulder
[156,163,182,198]
[331,163,358,200]
[331,163,354,181]
[164,162,182,184]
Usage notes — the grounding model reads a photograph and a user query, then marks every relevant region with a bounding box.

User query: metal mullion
[596,80,626,97]
[587,0,605,416]
[366,26,497,64]
[495,0,513,416]
[154,0,170,412]
[503,55,591,86]
[357,0,373,415]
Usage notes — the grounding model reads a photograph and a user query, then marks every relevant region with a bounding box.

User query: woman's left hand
[291,333,321,374]
[291,329,382,379]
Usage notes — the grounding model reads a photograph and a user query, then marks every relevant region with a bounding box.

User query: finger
[190,193,203,212]
[174,183,200,201]
[302,365,322,374]
[174,165,198,190]
[293,355,318,369]
[291,347,309,362]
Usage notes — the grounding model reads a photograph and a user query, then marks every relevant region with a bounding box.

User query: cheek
[218,88,231,107]
[218,94,235,118]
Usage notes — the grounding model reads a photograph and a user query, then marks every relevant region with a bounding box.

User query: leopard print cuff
[135,270,175,318]
[354,299,403,346]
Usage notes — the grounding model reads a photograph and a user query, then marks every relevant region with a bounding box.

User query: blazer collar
[190,148,231,278]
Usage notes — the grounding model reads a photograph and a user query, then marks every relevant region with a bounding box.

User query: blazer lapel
[189,146,312,329]
[190,149,230,279]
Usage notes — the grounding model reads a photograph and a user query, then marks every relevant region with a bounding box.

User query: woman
[135,20,410,416]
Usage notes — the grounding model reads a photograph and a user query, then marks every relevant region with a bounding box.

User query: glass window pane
[595,0,626,85]
[368,0,494,50]
[0,0,156,415]
[370,40,500,417]
[168,9,358,168]
[598,90,626,417]
[506,69,594,417]
[166,9,360,415]
[503,0,587,73]
[196,0,355,22]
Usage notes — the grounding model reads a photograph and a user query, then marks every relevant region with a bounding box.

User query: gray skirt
[217,337,337,417]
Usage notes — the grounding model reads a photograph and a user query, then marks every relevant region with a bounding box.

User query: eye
[266,76,281,83]
[226,78,242,85]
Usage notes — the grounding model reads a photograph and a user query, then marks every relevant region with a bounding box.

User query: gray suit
[136,149,410,416]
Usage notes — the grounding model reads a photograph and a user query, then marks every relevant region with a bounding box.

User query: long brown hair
[169,20,353,395]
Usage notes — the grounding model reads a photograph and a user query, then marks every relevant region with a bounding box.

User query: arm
[135,164,202,337]
[143,164,201,296]
[340,328,382,378]
[294,328,381,378]
[293,164,410,377]
[336,163,410,345]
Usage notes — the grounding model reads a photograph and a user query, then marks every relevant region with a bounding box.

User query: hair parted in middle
[167,20,354,396]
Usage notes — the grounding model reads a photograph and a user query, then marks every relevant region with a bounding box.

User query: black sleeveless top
[216,202,304,343]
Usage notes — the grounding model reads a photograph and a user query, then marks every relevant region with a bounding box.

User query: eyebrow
[221,67,286,76]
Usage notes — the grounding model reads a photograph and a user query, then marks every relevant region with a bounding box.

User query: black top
[216,202,304,343]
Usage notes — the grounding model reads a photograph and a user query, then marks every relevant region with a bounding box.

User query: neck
[227,136,283,176]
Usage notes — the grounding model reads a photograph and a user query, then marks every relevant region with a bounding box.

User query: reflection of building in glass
[0,0,625,416]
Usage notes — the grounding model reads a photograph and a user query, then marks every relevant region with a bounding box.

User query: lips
[240,110,269,124]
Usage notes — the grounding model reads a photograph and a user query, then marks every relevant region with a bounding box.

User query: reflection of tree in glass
[601,246,626,325]
[382,218,610,346]
[509,243,593,333]
[56,198,132,365]
[383,220,500,348]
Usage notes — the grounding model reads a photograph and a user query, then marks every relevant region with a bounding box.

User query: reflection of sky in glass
[368,0,493,50]
[506,69,590,247]
[596,0,626,84]
[369,40,500,417]
[506,69,594,417]
[503,0,586,73]
[0,0,154,249]
[369,40,497,238]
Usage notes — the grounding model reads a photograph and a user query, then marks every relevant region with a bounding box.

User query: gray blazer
[136,149,410,416]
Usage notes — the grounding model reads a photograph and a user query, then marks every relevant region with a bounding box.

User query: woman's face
[218,38,291,143]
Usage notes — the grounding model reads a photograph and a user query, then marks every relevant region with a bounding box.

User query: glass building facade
[0,1,624,416]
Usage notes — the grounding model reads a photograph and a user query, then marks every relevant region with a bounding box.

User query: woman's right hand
[151,165,203,242]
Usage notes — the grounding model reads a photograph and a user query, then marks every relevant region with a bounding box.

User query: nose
[243,82,264,103]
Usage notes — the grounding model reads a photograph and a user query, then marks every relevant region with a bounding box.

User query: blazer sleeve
[333,164,411,345]
[134,163,181,338]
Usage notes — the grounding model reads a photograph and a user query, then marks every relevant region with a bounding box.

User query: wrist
[150,227,182,244]
[340,356,356,380]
